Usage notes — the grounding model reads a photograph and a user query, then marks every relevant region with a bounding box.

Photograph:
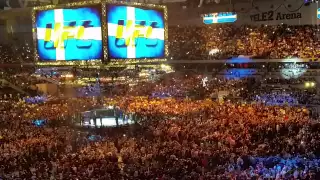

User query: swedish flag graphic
[107,5,165,59]
[36,7,103,61]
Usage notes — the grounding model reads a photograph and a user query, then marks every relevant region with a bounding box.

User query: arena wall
[168,0,320,26]
[0,8,32,44]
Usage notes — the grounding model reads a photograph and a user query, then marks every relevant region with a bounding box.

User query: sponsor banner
[35,5,103,61]
[106,4,165,59]
[249,11,302,22]
[233,2,319,25]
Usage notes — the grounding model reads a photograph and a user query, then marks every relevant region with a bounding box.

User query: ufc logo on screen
[115,20,158,47]
[44,20,93,49]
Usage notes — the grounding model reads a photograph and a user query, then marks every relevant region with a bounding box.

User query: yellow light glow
[311,82,315,87]
[305,82,310,88]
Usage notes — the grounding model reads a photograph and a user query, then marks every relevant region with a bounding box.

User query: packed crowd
[169,24,320,60]
[0,70,319,179]
[1,94,320,179]
[254,91,301,106]
[250,76,320,106]
[0,43,33,63]
[0,67,45,97]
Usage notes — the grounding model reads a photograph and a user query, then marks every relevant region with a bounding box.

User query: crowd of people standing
[0,72,319,179]
[169,24,320,60]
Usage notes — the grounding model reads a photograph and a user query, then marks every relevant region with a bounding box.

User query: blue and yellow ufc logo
[115,20,158,47]
[36,8,102,61]
[44,20,93,49]
[107,5,165,59]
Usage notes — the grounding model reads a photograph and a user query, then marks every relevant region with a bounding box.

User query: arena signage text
[250,11,302,22]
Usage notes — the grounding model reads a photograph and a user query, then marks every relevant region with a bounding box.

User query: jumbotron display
[202,12,237,24]
[106,5,165,59]
[35,5,103,61]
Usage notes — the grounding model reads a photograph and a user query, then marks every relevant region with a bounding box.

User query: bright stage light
[209,48,220,55]
[305,81,316,88]
[305,82,310,88]
[311,82,315,87]
[281,63,307,79]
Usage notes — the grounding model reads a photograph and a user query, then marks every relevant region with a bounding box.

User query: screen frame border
[32,1,168,66]
[104,1,168,64]
[32,1,105,66]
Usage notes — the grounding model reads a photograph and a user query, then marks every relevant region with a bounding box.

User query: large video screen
[106,5,165,59]
[35,5,103,61]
